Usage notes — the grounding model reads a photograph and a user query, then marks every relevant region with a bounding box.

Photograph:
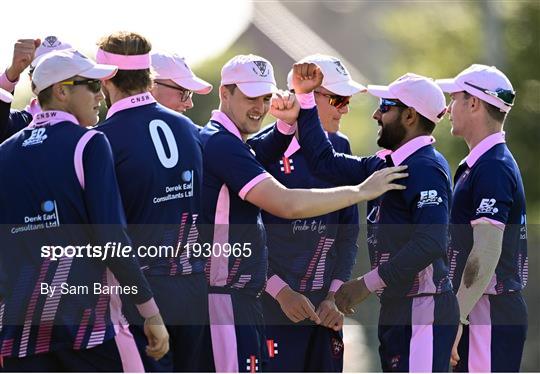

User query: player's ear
[51,82,68,102]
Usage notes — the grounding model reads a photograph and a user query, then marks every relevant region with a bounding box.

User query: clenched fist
[291,62,324,94]
[6,39,41,82]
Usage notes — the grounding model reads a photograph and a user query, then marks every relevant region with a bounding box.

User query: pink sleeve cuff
[0,71,18,92]
[265,275,288,299]
[363,268,387,293]
[471,217,505,232]
[329,279,344,293]
[136,298,159,318]
[296,92,316,109]
[276,119,297,135]
[238,172,272,200]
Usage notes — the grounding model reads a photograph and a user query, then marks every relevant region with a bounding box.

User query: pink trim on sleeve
[136,298,159,319]
[296,92,316,109]
[0,70,18,92]
[276,119,297,135]
[471,217,505,232]
[363,267,387,293]
[238,172,272,200]
[329,279,344,293]
[74,130,99,189]
[265,275,289,299]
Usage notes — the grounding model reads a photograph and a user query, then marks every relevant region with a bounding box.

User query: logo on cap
[252,61,269,77]
[333,60,348,76]
[43,36,61,48]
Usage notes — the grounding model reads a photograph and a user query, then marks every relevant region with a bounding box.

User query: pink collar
[284,131,330,158]
[387,135,435,166]
[465,131,506,167]
[29,110,79,128]
[25,97,41,117]
[106,92,156,119]
[210,110,243,141]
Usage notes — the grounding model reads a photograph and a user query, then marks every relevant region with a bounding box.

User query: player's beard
[377,118,406,151]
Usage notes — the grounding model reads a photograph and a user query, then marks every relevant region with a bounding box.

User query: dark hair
[417,113,436,134]
[224,84,236,94]
[463,92,506,123]
[97,31,152,94]
[32,82,53,107]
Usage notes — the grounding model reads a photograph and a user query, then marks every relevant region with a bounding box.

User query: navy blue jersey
[449,132,527,294]
[98,93,203,276]
[253,126,359,294]
[0,111,154,357]
[296,101,453,298]
[199,111,294,297]
[0,103,32,143]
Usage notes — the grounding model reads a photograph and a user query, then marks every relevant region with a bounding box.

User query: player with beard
[288,64,459,372]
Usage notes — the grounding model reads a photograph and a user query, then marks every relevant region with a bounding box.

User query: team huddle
[0,31,528,373]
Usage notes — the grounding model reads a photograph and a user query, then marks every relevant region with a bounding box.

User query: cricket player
[0,36,73,142]
[95,31,212,372]
[0,49,168,372]
[287,64,459,372]
[254,54,365,372]
[437,64,528,372]
[150,51,212,113]
[199,54,407,372]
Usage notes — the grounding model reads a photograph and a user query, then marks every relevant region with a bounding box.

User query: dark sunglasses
[379,98,408,113]
[61,79,102,93]
[314,91,351,109]
[155,81,193,102]
[464,81,515,107]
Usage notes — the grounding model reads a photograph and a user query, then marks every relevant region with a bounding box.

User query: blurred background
[2,0,538,371]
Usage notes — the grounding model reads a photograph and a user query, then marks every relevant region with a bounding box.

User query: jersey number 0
[149,119,179,169]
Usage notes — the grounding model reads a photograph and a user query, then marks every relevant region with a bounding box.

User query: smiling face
[220,85,271,140]
[314,86,351,133]
[372,100,407,151]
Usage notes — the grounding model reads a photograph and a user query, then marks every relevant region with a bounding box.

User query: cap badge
[252,61,269,77]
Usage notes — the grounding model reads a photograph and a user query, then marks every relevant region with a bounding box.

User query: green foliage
[379,1,540,222]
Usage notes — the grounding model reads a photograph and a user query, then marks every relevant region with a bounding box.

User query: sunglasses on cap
[61,79,102,93]
[379,98,408,113]
[314,91,351,109]
[155,81,194,102]
[464,81,515,107]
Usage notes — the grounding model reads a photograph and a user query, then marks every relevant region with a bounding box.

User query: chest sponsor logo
[22,128,48,147]
[476,198,499,215]
[10,200,60,234]
[153,170,195,204]
[417,190,442,208]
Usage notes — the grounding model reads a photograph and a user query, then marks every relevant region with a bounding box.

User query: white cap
[32,49,118,95]
[31,35,73,69]
[288,54,366,95]
[221,54,278,97]
[436,64,514,113]
[0,87,13,103]
[368,73,447,124]
[151,51,212,94]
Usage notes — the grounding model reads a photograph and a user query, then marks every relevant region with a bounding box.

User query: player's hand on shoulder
[358,165,408,201]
